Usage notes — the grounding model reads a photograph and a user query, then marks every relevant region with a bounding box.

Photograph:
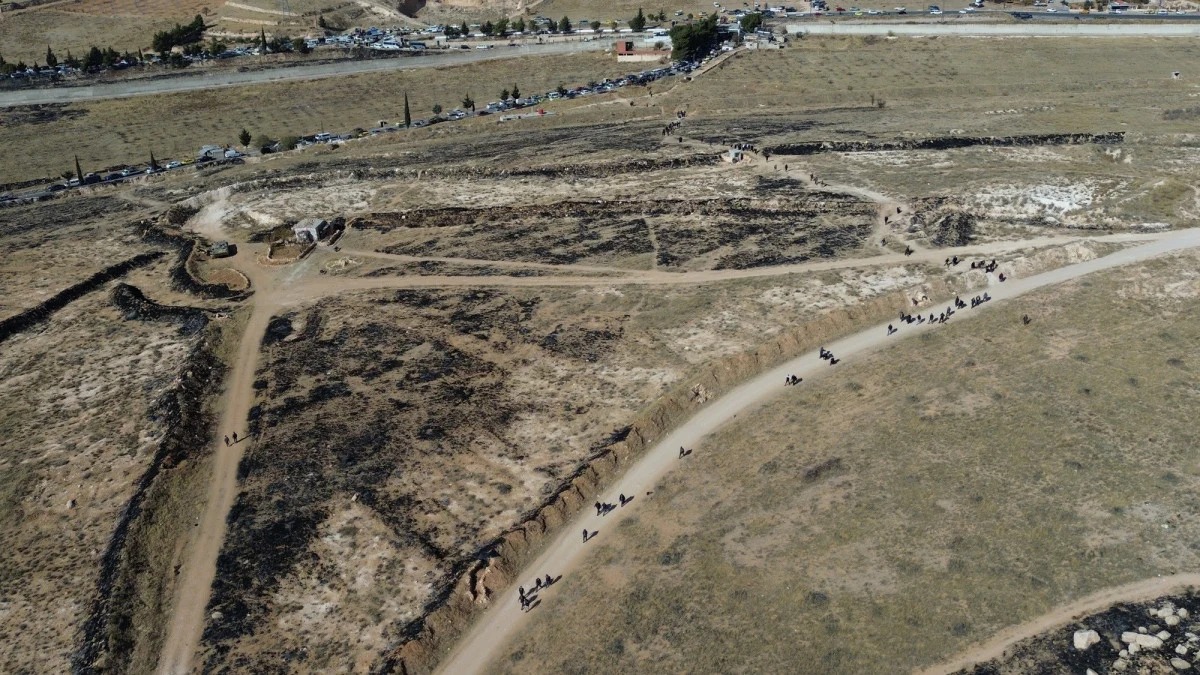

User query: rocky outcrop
[768,132,1124,156]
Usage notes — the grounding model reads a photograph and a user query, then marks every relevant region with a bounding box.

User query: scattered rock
[1113,658,1129,671]
[1075,629,1101,651]
[66,498,75,509]
[1130,643,1141,654]
[1120,649,1129,658]
[211,611,223,621]
[1181,609,1191,619]
[1172,657,1192,670]
[1125,631,1142,643]
[1170,616,1184,627]
[1139,635,1165,649]
[1140,627,1150,634]
[1162,631,1174,641]
[1178,645,1189,656]
[1087,670,1098,675]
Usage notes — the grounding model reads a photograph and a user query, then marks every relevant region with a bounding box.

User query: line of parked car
[1,58,705,205]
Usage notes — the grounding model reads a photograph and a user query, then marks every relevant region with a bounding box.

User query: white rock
[66,499,76,509]
[1172,657,1192,670]
[1170,616,1183,627]
[1087,670,1097,675]
[1140,626,1150,634]
[1123,631,1141,643]
[1130,643,1141,654]
[1139,634,1165,649]
[1113,658,1128,671]
[210,610,223,621]
[1162,631,1175,641]
[1178,645,1190,656]
[1120,649,1129,657]
[1181,609,1191,619]
[1075,629,1101,650]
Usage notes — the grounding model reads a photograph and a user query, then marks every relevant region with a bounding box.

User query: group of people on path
[896,293,993,329]
[818,347,839,365]
[518,573,561,611]
[784,374,802,386]
[222,431,242,447]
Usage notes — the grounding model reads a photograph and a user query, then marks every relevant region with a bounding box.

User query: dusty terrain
[3,27,1200,675]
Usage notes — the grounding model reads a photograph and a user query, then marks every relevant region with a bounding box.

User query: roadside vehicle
[165,161,183,169]
[928,5,943,13]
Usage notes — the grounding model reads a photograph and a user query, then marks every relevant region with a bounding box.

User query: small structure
[210,240,233,258]
[616,40,667,63]
[724,148,744,163]
[293,218,330,243]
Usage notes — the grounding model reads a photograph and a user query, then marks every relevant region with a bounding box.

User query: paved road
[0,41,606,108]
[430,227,1200,675]
[787,19,1200,34]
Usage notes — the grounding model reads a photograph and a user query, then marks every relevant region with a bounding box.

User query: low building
[210,241,233,258]
[293,218,330,243]
[616,40,668,63]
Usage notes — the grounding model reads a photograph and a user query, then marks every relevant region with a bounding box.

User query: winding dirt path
[155,258,279,675]
[919,574,1200,674]
[431,227,1200,675]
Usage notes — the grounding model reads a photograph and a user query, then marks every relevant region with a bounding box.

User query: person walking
[224,435,230,447]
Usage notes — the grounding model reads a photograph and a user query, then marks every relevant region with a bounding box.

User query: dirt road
[0,41,608,108]
[431,227,1200,675]
[155,283,278,675]
[919,573,1200,674]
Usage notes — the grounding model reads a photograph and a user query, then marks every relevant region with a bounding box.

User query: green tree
[318,14,327,29]
[462,93,475,110]
[84,46,103,71]
[590,20,601,31]
[740,12,763,31]
[292,37,311,54]
[278,135,299,150]
[556,83,567,95]
[260,27,267,52]
[511,84,520,99]
[74,155,83,183]
[610,19,619,31]
[238,128,251,146]
[209,37,227,54]
[670,12,719,61]
[630,7,647,31]
[65,50,80,69]
[432,103,443,115]
[481,20,494,34]
[495,17,509,35]
[500,87,510,100]
[403,91,411,128]
[253,134,275,152]
[45,46,57,68]
[445,25,460,38]
[149,150,158,171]
[461,20,470,35]
[513,16,526,32]
[558,15,571,32]
[658,9,668,21]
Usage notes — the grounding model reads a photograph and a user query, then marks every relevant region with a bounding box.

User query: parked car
[165,161,183,169]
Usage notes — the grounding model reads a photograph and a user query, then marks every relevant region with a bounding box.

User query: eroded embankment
[768,132,1124,156]
[72,287,227,675]
[0,251,163,344]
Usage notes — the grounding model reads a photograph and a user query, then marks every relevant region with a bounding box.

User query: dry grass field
[0,285,204,673]
[0,9,180,65]
[489,250,1200,674]
[57,0,223,18]
[0,51,632,183]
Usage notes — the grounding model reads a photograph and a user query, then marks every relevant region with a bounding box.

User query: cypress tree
[403,91,411,128]
[74,155,83,183]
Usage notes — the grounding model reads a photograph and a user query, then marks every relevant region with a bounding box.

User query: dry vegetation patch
[0,290,201,673]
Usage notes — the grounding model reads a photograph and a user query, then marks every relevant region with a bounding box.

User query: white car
[165,161,183,169]
[867,9,881,14]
